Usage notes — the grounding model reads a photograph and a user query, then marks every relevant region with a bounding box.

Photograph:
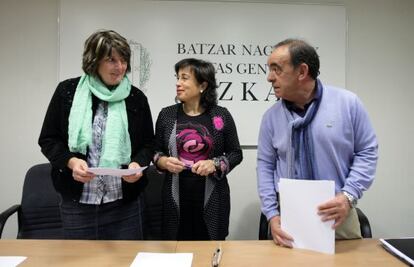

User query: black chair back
[17,163,63,239]
[356,207,372,238]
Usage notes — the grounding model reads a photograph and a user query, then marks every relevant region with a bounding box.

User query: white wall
[0,0,58,238]
[58,1,347,147]
[1,0,413,240]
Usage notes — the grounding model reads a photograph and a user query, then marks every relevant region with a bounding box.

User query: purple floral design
[213,116,224,131]
[176,123,213,167]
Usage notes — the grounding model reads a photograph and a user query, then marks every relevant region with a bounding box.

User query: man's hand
[122,162,143,183]
[269,215,294,247]
[317,193,350,229]
[67,157,95,183]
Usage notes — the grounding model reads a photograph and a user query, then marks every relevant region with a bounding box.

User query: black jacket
[154,103,243,240]
[39,77,154,201]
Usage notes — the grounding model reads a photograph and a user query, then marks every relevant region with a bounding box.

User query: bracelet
[212,157,221,170]
[153,152,166,167]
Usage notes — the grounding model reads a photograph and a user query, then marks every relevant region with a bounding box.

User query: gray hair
[274,38,320,80]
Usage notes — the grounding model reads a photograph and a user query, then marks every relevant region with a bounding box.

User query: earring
[200,90,204,93]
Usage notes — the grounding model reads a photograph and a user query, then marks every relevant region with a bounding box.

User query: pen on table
[212,243,223,267]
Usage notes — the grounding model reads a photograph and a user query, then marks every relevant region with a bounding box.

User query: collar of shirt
[283,81,321,117]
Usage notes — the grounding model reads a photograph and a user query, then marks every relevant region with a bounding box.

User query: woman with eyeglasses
[153,58,243,240]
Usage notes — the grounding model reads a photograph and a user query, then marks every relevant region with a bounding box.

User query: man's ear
[298,63,309,80]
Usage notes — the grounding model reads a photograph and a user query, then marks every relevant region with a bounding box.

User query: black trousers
[177,171,210,240]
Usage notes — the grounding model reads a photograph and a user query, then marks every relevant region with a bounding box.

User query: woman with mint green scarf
[39,30,154,240]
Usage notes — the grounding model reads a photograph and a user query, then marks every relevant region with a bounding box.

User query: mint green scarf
[68,74,131,168]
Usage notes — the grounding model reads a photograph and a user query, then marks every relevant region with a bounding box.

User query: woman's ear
[201,81,208,91]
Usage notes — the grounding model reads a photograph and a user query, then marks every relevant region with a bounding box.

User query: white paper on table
[279,178,335,254]
[87,166,147,176]
[0,256,27,267]
[130,252,193,267]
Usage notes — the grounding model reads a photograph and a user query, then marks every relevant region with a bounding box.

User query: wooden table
[176,239,404,266]
[0,239,405,266]
[0,240,176,266]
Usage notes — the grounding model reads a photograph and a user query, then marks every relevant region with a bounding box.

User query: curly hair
[82,29,131,76]
[175,58,218,110]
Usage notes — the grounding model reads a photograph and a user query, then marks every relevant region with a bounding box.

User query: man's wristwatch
[343,191,358,208]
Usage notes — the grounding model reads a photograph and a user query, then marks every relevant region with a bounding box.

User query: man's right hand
[67,157,95,183]
[269,215,294,247]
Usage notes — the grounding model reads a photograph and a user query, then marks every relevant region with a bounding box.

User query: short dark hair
[274,38,320,80]
[175,58,218,110]
[82,29,131,76]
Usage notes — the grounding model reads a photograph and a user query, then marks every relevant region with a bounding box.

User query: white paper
[130,252,193,267]
[279,178,335,254]
[88,166,147,176]
[0,256,27,267]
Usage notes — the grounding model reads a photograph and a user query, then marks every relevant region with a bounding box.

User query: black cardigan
[38,77,154,202]
[154,103,243,240]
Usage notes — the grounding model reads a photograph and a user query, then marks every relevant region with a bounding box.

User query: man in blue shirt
[257,38,378,246]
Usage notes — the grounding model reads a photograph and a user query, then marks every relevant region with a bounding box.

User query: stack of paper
[279,178,335,254]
